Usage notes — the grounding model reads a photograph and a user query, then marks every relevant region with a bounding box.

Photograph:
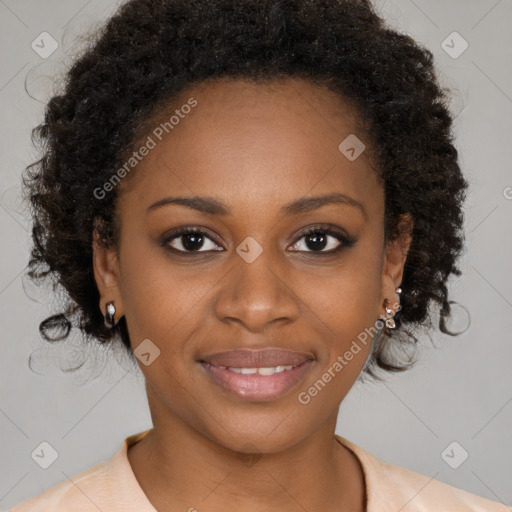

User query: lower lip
[200,361,313,402]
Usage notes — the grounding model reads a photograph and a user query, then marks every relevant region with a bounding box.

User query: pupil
[306,232,327,251]
[183,233,204,251]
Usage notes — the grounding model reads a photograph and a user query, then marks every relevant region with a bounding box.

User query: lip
[201,348,314,368]
[199,348,315,402]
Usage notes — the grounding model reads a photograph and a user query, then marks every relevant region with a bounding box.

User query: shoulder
[9,430,153,512]
[8,461,110,512]
[374,458,509,511]
[335,436,510,511]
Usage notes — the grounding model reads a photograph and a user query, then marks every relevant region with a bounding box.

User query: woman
[11,0,508,510]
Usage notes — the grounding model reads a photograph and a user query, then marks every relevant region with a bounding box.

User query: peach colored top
[9,429,509,511]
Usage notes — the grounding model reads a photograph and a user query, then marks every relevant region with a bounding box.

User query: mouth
[199,348,315,402]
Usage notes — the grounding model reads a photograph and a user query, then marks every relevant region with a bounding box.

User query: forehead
[119,77,382,220]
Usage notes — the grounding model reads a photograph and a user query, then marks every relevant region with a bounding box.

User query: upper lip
[200,348,314,368]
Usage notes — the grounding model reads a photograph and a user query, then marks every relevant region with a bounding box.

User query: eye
[163,227,223,253]
[288,225,356,254]
[161,225,356,255]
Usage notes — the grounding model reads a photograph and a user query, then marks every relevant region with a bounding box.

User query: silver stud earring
[104,301,117,328]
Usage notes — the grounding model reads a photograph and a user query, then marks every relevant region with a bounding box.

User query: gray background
[1,0,511,509]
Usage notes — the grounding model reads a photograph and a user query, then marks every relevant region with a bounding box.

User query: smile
[200,360,313,401]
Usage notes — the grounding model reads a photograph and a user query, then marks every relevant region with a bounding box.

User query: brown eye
[289,226,356,254]
[163,228,223,253]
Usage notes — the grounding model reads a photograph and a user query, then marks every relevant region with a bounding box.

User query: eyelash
[161,225,356,256]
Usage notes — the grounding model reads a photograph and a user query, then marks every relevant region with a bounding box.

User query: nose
[213,249,301,333]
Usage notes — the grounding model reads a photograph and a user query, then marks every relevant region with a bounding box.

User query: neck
[128,406,366,512]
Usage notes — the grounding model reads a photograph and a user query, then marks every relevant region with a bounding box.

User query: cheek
[302,244,383,379]
[304,244,383,330]
[117,239,216,353]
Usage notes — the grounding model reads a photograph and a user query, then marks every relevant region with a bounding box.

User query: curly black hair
[23,0,469,378]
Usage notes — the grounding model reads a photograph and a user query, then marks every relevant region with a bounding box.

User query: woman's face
[94,77,409,453]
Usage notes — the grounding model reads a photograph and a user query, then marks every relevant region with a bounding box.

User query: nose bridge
[214,244,300,331]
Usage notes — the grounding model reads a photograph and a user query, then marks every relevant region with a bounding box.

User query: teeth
[227,365,294,375]
[258,367,280,376]
[241,368,258,375]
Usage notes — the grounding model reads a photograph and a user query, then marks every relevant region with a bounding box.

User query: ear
[380,213,413,314]
[92,230,124,323]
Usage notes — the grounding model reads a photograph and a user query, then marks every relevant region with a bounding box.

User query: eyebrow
[147,192,367,219]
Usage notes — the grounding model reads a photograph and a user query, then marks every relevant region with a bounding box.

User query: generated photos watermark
[297,304,401,405]
[93,97,198,200]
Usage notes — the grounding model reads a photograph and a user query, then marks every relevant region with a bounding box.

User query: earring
[383,298,396,329]
[104,301,117,328]
[389,286,403,328]
[380,289,401,335]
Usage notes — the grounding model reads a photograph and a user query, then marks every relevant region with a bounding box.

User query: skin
[93,77,412,512]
